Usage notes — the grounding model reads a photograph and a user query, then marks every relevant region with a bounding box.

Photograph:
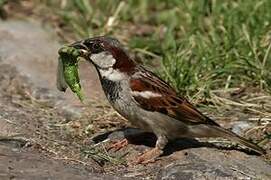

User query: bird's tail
[212,126,265,155]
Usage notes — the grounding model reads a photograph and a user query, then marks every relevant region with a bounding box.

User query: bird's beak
[69,40,90,58]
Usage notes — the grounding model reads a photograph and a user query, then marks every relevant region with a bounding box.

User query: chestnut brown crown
[71,36,136,72]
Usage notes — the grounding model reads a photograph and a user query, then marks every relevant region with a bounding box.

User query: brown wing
[130,69,219,126]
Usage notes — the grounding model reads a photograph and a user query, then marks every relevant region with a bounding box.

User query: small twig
[224,75,232,89]
[91,139,110,148]
[133,48,162,59]
[211,93,271,116]
[248,117,271,122]
[246,108,271,117]
[246,96,271,102]
[1,118,17,125]
[105,1,125,31]
[53,156,92,167]
[230,166,256,179]
[211,88,240,93]
[36,144,58,156]
[215,96,260,108]
[0,134,26,141]
[0,135,31,147]
[245,124,268,136]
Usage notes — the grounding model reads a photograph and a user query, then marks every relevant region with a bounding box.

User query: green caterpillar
[57,46,84,102]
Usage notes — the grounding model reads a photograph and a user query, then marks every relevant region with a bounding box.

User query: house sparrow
[70,36,265,163]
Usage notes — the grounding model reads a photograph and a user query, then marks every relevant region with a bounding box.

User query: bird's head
[71,36,136,76]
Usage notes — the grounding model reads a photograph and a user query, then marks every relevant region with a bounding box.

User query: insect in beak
[57,44,87,101]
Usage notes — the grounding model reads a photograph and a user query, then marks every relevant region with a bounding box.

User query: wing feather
[130,68,219,126]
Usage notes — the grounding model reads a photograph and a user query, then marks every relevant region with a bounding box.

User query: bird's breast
[100,78,152,131]
[100,78,121,102]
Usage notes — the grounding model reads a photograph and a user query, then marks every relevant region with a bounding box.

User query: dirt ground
[0,4,271,180]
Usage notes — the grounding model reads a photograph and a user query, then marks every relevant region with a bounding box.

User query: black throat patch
[100,78,121,102]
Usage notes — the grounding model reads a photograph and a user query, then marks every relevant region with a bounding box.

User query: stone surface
[0,144,125,180]
[158,148,271,179]
[0,19,104,104]
[93,129,271,179]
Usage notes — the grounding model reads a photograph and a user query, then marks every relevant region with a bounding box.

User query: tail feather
[212,126,265,155]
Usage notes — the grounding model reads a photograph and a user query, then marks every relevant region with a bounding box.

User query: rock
[230,121,253,135]
[0,20,59,88]
[158,148,271,180]
[0,19,103,106]
[0,145,126,180]
[60,104,83,121]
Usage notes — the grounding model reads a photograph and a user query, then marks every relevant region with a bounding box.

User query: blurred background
[0,1,270,178]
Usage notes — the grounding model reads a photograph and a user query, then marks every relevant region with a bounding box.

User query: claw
[131,147,163,165]
[107,139,128,152]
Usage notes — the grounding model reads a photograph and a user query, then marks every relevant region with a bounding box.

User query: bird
[69,36,265,164]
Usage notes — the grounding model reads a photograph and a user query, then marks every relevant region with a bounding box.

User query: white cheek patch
[132,91,162,99]
[90,52,116,68]
[99,68,126,81]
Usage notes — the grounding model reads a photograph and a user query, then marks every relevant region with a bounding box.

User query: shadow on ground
[92,127,260,156]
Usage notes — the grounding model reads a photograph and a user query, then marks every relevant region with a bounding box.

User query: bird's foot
[107,139,128,152]
[132,147,163,165]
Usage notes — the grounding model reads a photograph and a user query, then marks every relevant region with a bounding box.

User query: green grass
[40,0,271,98]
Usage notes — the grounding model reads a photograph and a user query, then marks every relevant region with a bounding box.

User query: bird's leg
[133,135,168,164]
[107,138,129,152]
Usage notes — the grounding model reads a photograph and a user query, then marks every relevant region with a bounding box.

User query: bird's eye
[83,41,92,48]
[83,40,103,53]
[92,43,100,50]
[91,43,103,53]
